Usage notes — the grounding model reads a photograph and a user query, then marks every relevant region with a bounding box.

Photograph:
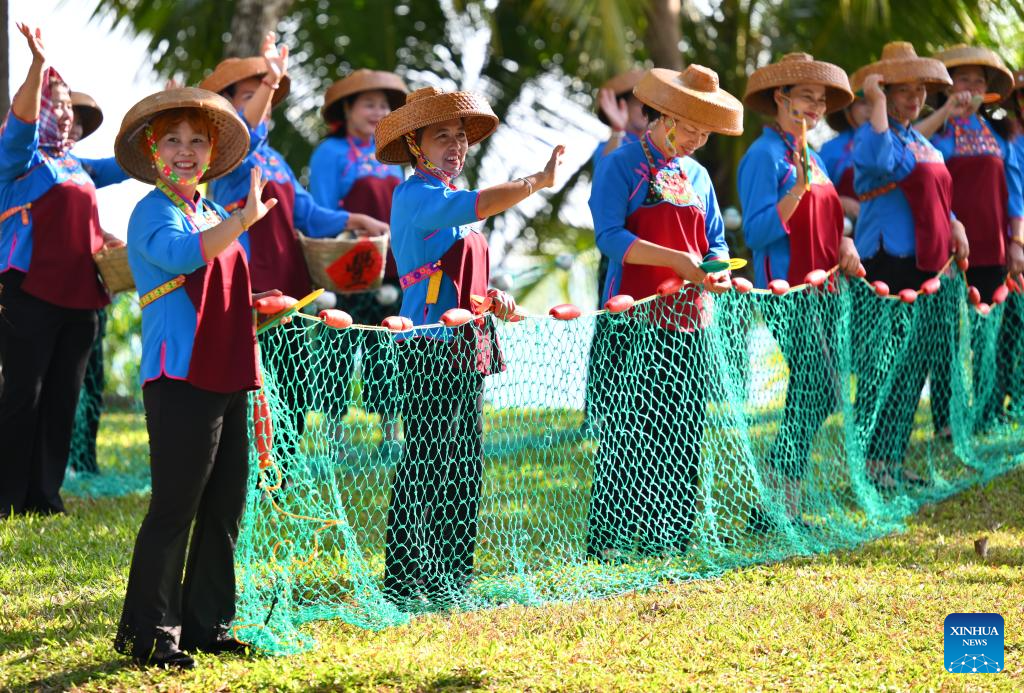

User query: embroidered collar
[641,132,672,169]
[949,114,1002,158]
[414,165,457,191]
[156,178,203,216]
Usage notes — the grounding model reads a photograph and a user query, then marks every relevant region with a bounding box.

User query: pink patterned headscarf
[38,67,71,156]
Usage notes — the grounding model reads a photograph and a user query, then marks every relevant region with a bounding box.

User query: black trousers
[383,339,484,601]
[0,270,98,517]
[331,281,401,420]
[765,292,841,481]
[114,379,249,658]
[858,253,954,465]
[68,307,107,474]
[585,322,707,559]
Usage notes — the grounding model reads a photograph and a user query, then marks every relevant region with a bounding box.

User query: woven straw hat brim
[71,91,103,141]
[935,46,1014,99]
[199,57,291,106]
[596,69,645,125]
[322,70,408,122]
[743,57,853,116]
[114,88,251,185]
[855,57,952,91]
[375,91,499,165]
[634,67,744,136]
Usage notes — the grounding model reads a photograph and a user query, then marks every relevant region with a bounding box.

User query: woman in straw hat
[852,41,968,489]
[920,45,1024,301]
[66,90,129,477]
[819,68,872,222]
[738,53,860,527]
[585,65,739,560]
[309,68,408,460]
[924,45,1024,431]
[592,68,648,167]
[0,25,128,519]
[374,85,564,606]
[202,35,387,475]
[112,87,278,668]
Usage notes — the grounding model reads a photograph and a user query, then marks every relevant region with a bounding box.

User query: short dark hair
[325,95,359,139]
[642,104,661,123]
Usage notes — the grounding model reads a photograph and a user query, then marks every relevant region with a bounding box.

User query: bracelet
[786,189,804,202]
[261,77,280,90]
[233,209,252,231]
[517,176,534,195]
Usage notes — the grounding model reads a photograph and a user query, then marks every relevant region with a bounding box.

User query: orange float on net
[604,294,635,313]
[978,302,991,315]
[253,390,274,470]
[549,303,582,320]
[319,309,353,329]
[855,264,867,278]
[992,284,1009,305]
[768,279,790,295]
[899,288,918,304]
[382,315,413,331]
[441,308,474,326]
[957,257,970,272]
[657,276,684,296]
[1006,276,1021,293]
[732,277,753,293]
[804,269,827,288]
[872,281,890,297]
[254,295,297,314]
[968,286,982,306]
[920,277,941,295]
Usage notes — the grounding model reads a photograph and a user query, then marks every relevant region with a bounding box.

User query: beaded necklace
[155,178,207,232]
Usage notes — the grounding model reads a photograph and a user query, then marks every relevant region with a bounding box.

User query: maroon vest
[23,179,109,309]
[785,180,844,284]
[246,180,311,298]
[946,154,1008,268]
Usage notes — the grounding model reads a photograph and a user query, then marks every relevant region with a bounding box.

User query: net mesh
[68,269,1024,654]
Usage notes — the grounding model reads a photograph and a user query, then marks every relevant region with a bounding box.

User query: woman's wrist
[261,76,280,90]
[234,209,253,231]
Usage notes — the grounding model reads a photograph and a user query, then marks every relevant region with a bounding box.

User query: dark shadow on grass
[8,657,130,693]
[302,667,489,693]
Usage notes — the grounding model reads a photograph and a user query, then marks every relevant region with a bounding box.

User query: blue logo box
[944,613,1004,673]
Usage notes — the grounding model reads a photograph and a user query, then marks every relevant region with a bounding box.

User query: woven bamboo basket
[93,245,135,294]
[300,232,389,294]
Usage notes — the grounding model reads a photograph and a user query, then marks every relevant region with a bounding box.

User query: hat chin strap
[659,116,678,156]
[404,132,461,187]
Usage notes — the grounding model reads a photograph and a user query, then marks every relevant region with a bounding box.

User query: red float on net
[804,269,827,288]
[899,289,918,304]
[319,309,353,329]
[872,281,890,297]
[920,277,941,295]
[254,295,297,314]
[382,315,413,331]
[604,294,635,313]
[657,276,684,296]
[768,279,790,295]
[992,284,1009,305]
[441,308,475,326]
[968,286,982,305]
[732,277,753,293]
[549,304,582,320]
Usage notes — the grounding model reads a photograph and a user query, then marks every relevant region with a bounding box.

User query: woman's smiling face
[418,118,469,175]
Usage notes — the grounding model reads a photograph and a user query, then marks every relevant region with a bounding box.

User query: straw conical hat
[114,88,250,184]
[857,41,952,91]
[375,86,499,165]
[199,56,291,106]
[596,69,645,125]
[633,66,744,136]
[744,53,853,116]
[71,91,103,141]
[322,70,408,123]
[933,44,1014,99]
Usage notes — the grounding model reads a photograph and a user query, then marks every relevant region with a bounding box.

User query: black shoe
[136,632,195,670]
[189,628,250,655]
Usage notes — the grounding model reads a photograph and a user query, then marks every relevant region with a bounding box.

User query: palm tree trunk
[644,0,682,70]
[226,0,295,57]
[0,0,9,117]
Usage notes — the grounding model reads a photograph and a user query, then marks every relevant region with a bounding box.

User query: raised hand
[862,73,885,104]
[16,23,45,66]
[541,144,566,189]
[597,88,629,132]
[260,31,289,85]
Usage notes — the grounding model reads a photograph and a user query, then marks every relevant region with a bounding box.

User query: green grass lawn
[2,412,1023,691]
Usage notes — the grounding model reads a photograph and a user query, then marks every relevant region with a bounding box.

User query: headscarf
[38,67,72,156]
